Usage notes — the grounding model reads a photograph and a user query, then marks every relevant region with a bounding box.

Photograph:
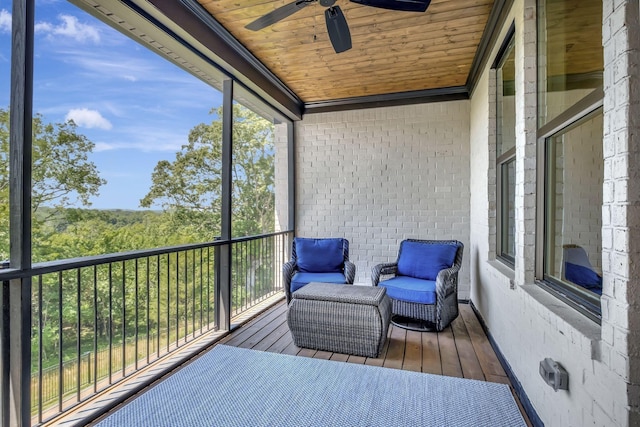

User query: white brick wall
[602,0,640,424]
[295,103,471,296]
[470,0,637,426]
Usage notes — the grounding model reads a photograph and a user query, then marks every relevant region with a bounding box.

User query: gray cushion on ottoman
[287,282,392,358]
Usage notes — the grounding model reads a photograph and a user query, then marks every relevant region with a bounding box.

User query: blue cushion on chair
[379,276,437,304]
[397,241,457,281]
[295,238,344,273]
[290,272,347,293]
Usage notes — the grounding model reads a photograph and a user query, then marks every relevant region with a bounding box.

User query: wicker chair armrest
[371,262,398,286]
[435,263,461,297]
[344,261,356,284]
[283,260,298,302]
[283,260,298,281]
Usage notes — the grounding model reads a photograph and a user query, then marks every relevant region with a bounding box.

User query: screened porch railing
[0,231,291,426]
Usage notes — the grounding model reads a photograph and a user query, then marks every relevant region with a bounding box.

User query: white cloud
[93,142,117,152]
[94,139,184,153]
[66,108,112,130]
[35,14,100,43]
[0,9,11,33]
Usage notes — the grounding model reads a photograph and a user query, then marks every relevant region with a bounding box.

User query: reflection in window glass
[497,38,516,157]
[537,0,603,126]
[500,159,516,260]
[544,109,603,311]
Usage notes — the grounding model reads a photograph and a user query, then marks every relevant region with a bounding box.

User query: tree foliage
[0,107,106,259]
[140,104,275,238]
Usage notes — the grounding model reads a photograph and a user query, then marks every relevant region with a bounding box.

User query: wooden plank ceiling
[197,0,495,103]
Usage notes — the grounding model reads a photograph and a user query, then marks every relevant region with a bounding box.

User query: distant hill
[35,207,164,232]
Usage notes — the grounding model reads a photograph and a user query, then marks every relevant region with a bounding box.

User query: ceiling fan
[245,0,431,54]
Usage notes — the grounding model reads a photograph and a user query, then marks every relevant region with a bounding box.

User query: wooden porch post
[217,79,233,331]
[3,0,34,426]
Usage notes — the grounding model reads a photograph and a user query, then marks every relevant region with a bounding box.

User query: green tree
[0,107,106,260]
[140,104,275,238]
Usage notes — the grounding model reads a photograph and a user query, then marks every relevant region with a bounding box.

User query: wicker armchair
[371,239,464,331]
[283,237,356,303]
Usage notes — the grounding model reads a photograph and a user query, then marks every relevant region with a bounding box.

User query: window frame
[535,90,604,323]
[494,27,516,267]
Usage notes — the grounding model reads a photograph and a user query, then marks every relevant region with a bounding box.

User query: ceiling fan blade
[246,0,315,31]
[349,0,431,12]
[325,6,352,53]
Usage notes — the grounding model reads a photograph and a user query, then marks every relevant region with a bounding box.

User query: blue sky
[0,1,223,210]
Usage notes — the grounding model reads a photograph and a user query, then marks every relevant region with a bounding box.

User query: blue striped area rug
[95,344,526,427]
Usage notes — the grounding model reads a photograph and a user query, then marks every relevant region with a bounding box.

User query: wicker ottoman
[287,282,392,358]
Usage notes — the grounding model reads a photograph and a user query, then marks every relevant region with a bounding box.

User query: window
[542,109,603,318]
[496,35,516,265]
[537,0,603,320]
[537,0,603,127]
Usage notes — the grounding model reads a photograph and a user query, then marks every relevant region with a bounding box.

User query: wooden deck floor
[218,300,532,426]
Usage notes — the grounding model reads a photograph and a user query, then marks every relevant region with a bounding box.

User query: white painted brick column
[487,68,497,261]
[274,122,290,233]
[514,0,537,286]
[602,0,640,424]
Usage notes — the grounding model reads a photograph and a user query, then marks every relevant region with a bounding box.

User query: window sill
[521,284,601,361]
[487,259,515,287]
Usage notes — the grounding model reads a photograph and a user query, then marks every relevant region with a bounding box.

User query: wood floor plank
[281,339,301,356]
[235,316,287,349]
[383,325,406,370]
[266,330,296,354]
[459,304,508,378]
[251,320,290,352]
[298,348,317,358]
[487,374,511,384]
[437,326,464,378]
[313,350,333,360]
[421,332,442,375]
[346,355,367,364]
[450,315,485,380]
[330,353,349,362]
[220,303,288,347]
[402,330,422,372]
[365,327,391,367]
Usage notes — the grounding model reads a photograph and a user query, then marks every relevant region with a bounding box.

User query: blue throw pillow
[296,238,344,273]
[397,241,458,281]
